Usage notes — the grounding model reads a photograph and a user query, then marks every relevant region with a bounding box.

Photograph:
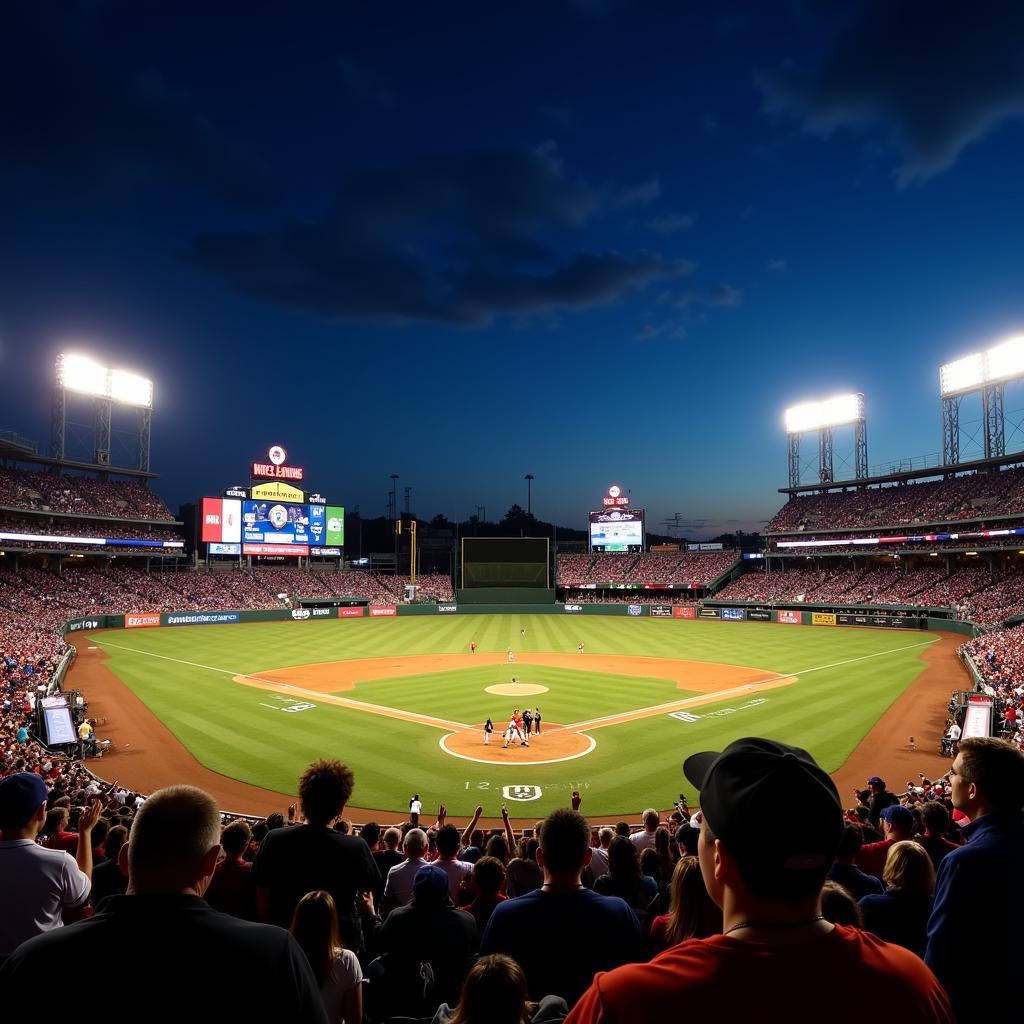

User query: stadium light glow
[55,354,153,409]
[110,369,154,408]
[784,393,863,434]
[56,354,109,397]
[940,335,1024,396]
[984,335,1024,385]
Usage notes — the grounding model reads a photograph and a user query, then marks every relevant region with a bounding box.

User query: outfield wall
[59,602,963,635]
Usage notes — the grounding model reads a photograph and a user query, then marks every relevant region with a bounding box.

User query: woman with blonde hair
[648,855,722,953]
[433,953,567,1024]
[289,889,363,1023]
[858,840,935,956]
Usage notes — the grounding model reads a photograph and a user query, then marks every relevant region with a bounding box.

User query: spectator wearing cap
[865,776,900,828]
[827,824,884,902]
[481,808,644,1007]
[857,804,915,881]
[0,785,327,1022]
[926,736,1024,1024]
[376,864,478,1016]
[566,738,953,1024]
[0,772,101,956]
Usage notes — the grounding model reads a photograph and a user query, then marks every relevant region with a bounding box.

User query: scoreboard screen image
[243,500,325,546]
[589,509,645,553]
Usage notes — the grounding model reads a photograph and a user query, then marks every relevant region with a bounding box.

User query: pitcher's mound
[486,682,549,696]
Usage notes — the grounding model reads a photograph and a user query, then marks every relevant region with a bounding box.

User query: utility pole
[525,474,534,515]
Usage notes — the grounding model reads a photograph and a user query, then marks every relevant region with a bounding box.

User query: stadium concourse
[2,467,1024,1021]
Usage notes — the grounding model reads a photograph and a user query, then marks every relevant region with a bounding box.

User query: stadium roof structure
[777,450,1024,496]
[0,434,158,479]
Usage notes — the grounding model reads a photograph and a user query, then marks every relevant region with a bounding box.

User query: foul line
[91,638,471,731]
[564,638,938,730]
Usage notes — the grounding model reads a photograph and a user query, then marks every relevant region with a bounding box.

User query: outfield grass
[90,615,938,817]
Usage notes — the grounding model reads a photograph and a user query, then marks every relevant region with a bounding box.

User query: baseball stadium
[2,351,1022,1022]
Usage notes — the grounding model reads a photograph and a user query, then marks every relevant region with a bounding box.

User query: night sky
[3,1,1024,537]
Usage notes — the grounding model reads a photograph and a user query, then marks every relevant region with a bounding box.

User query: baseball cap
[880,804,914,830]
[683,737,843,871]
[0,771,48,830]
[867,776,885,787]
[413,865,450,900]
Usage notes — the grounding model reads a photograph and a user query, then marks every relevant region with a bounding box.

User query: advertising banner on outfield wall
[563,604,583,613]
[747,609,772,621]
[699,607,720,619]
[64,617,104,633]
[812,612,837,626]
[165,612,241,626]
[368,606,397,617]
[777,610,801,624]
[437,604,458,613]
[339,607,365,617]
[125,614,161,628]
[721,608,746,621]
[673,607,696,619]
[650,605,673,617]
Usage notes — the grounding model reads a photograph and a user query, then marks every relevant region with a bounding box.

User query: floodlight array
[784,393,863,434]
[55,354,153,409]
[940,336,1024,397]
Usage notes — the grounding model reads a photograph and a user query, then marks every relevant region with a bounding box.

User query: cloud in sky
[755,1,1024,185]
[0,7,276,205]
[646,212,695,234]
[190,146,691,326]
[767,258,788,272]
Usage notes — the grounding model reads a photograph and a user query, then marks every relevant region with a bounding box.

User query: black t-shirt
[0,894,327,1023]
[481,887,644,1005]
[253,823,379,937]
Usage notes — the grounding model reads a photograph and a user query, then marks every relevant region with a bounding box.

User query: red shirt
[565,926,952,1024]
[856,838,897,880]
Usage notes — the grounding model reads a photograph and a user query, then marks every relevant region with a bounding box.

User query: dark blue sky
[3,1,1024,536]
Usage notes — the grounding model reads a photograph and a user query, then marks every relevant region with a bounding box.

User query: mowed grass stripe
[89,616,939,816]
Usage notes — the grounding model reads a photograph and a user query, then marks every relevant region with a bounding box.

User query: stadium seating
[0,467,175,520]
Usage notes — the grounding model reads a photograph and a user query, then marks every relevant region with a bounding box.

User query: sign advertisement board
[368,605,397,617]
[721,608,747,621]
[650,605,673,617]
[339,607,365,618]
[125,614,161,629]
[812,612,837,626]
[326,506,345,546]
[673,606,696,619]
[777,610,801,624]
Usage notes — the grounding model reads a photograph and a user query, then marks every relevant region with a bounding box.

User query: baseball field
[74,614,960,819]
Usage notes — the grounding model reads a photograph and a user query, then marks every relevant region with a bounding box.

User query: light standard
[525,474,534,515]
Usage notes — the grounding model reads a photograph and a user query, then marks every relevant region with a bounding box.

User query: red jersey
[566,926,952,1024]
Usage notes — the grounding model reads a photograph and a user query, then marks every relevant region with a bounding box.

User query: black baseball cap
[683,737,843,871]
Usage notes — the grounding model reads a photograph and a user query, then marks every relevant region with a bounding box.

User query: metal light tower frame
[939,338,1024,466]
[784,393,867,488]
[51,354,154,470]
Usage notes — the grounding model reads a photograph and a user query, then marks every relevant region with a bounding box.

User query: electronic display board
[589,509,645,553]
[201,498,242,544]
[326,506,345,546]
[243,500,324,546]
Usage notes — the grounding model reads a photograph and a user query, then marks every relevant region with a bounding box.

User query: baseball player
[470,641,477,654]
[483,717,494,744]
[513,710,528,747]
[507,649,515,663]
[502,711,524,749]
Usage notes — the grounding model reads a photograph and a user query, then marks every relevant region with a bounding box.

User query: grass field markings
[438,732,597,766]
[563,637,938,732]
[92,638,475,732]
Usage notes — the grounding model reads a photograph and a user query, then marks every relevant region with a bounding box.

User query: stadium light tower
[525,473,534,515]
[940,335,1024,464]
[783,393,867,488]
[52,353,154,470]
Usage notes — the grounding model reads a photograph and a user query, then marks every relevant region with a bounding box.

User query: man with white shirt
[629,809,660,851]
[383,828,428,914]
[433,824,473,901]
[0,772,101,956]
[589,827,613,877]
